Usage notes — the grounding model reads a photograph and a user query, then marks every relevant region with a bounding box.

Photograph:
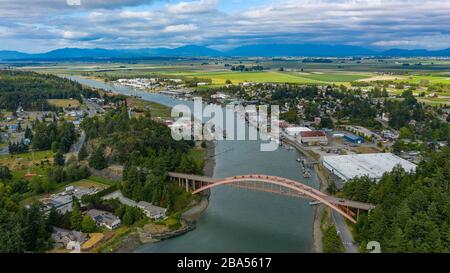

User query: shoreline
[282,136,324,253]
[111,141,216,253]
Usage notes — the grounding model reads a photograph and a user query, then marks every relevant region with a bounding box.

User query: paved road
[83,98,104,117]
[331,210,359,253]
[103,191,138,207]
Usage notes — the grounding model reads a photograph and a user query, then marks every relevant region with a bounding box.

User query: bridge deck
[168,172,375,211]
[168,172,219,184]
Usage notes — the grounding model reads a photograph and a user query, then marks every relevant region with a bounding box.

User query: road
[331,210,359,253]
[83,98,104,117]
[70,130,86,154]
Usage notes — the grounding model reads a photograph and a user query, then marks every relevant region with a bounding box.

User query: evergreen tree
[54,151,65,166]
[89,145,107,170]
[81,216,97,233]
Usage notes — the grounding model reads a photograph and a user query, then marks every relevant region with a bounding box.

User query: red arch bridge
[168,172,375,224]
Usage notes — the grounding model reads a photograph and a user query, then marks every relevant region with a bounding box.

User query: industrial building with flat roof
[285,127,311,137]
[323,153,417,182]
[299,131,329,145]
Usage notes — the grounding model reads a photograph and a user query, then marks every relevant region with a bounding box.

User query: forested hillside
[343,148,450,252]
[81,106,201,210]
[0,70,98,111]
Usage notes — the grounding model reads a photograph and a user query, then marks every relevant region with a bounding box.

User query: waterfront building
[323,153,417,182]
[299,131,329,146]
[138,201,168,220]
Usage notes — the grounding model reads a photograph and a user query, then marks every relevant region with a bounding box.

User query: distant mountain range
[1,44,450,60]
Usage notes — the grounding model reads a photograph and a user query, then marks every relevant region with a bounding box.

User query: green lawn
[0,150,54,170]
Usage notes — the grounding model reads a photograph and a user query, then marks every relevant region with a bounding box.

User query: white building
[138,201,167,220]
[285,127,312,137]
[323,153,417,182]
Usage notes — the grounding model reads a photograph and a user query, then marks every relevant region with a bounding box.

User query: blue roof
[345,134,363,141]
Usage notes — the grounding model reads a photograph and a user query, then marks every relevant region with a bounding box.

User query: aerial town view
[0,0,449,265]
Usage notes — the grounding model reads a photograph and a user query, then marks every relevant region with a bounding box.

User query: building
[137,201,167,220]
[323,153,417,182]
[85,209,121,230]
[344,134,364,144]
[51,227,87,249]
[285,127,311,137]
[299,131,328,146]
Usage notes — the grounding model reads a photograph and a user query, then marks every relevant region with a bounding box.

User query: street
[331,209,359,253]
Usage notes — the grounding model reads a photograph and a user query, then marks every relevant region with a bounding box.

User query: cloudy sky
[0,0,449,52]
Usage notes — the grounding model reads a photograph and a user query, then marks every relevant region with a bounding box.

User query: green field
[395,74,450,85]
[164,71,373,85]
[0,150,54,170]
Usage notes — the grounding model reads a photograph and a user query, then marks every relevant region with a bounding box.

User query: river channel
[67,76,320,253]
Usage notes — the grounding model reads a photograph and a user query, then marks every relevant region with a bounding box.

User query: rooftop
[137,201,167,216]
[300,131,326,137]
[323,153,417,181]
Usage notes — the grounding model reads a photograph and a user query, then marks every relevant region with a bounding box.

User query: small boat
[309,201,322,206]
[296,158,301,162]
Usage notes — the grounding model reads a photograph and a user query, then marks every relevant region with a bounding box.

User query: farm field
[164,71,374,85]
[395,74,450,85]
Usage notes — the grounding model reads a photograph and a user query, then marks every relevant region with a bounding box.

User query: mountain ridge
[1,44,450,60]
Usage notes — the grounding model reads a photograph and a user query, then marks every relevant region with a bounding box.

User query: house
[51,227,87,249]
[137,201,167,220]
[85,209,121,230]
[299,131,328,146]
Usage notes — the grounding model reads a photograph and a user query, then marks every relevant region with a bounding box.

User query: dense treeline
[342,148,450,252]
[81,106,199,210]
[32,119,77,152]
[0,70,98,111]
[385,90,425,129]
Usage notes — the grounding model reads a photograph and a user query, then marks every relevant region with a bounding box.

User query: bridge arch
[192,174,359,223]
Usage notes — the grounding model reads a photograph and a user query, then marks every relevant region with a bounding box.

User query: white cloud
[166,0,218,14]
[0,0,449,51]
[163,24,199,33]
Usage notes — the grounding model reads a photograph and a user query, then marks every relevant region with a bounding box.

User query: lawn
[0,150,54,170]
[47,99,81,108]
[127,97,171,119]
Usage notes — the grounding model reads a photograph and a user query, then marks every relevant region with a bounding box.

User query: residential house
[51,227,87,249]
[137,201,167,220]
[86,209,121,230]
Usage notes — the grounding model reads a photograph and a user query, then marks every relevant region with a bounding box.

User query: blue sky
[0,0,449,52]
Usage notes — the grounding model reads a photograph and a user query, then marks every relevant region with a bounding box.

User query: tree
[54,151,65,166]
[323,225,344,253]
[24,127,33,140]
[0,166,12,181]
[319,115,334,129]
[70,198,83,231]
[78,143,88,161]
[81,216,97,233]
[89,145,107,170]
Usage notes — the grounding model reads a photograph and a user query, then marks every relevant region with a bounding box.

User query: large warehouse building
[323,153,417,182]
